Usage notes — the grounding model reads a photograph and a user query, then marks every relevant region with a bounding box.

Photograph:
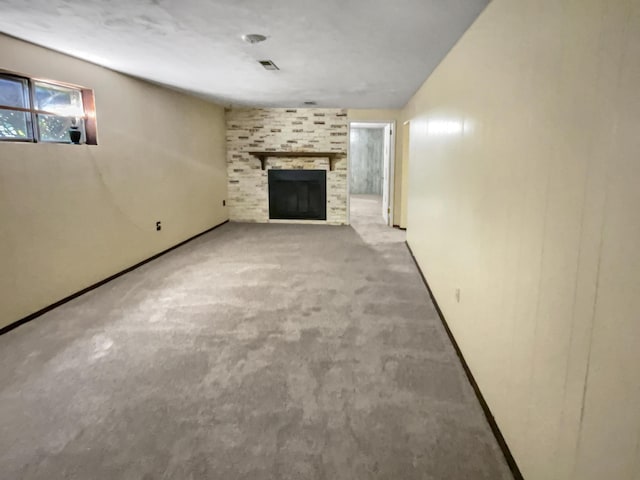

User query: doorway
[348,121,395,226]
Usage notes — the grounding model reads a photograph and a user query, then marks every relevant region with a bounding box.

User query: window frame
[0,74,35,142]
[0,70,97,145]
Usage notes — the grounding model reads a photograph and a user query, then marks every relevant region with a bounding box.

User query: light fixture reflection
[425,118,475,137]
[427,120,463,135]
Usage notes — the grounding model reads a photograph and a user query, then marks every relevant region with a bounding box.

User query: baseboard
[405,241,524,480]
[393,225,407,231]
[0,220,229,336]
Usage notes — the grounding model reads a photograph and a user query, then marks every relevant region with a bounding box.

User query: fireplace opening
[268,169,326,220]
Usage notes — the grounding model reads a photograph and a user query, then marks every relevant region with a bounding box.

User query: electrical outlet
[455,288,461,303]
[156,221,162,231]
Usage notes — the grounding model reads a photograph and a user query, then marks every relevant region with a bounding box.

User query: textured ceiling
[0,0,489,108]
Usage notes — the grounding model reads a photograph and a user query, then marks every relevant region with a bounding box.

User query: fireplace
[268,169,327,220]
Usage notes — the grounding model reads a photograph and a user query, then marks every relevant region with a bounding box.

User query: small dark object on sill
[69,127,82,144]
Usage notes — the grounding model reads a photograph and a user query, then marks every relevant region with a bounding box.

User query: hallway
[0,211,511,479]
[350,194,387,227]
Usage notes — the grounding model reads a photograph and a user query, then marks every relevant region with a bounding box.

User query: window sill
[0,140,97,146]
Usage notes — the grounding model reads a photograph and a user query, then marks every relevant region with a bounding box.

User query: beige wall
[402,1,640,479]
[0,35,228,327]
[347,109,406,227]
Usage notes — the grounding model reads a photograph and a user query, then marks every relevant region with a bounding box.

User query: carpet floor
[0,195,513,480]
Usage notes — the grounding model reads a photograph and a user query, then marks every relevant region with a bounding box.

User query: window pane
[0,109,32,140]
[0,75,29,109]
[37,114,84,143]
[34,81,83,116]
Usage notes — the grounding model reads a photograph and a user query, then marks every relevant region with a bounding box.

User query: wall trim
[1,220,229,336]
[405,241,525,480]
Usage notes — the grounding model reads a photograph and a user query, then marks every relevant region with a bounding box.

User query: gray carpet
[0,195,512,480]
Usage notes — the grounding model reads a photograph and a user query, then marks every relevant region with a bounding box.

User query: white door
[382,123,391,224]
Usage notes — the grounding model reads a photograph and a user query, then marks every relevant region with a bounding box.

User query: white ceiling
[0,0,489,108]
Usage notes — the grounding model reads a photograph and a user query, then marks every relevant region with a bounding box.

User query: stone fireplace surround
[226,108,348,225]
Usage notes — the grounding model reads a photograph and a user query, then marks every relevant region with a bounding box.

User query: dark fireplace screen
[268,169,327,220]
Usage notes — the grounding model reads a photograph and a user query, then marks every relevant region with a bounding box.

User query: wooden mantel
[247,151,341,171]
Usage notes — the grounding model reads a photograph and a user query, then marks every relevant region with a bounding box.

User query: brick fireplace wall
[225,108,348,224]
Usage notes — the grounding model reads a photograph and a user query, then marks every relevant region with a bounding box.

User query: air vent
[303,101,317,106]
[259,60,280,71]
[242,33,267,44]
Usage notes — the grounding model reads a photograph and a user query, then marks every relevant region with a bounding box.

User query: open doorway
[348,121,395,226]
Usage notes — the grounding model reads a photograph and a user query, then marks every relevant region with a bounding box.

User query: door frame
[347,120,396,226]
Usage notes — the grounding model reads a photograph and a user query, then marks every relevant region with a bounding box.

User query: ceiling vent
[259,60,280,71]
[242,34,267,44]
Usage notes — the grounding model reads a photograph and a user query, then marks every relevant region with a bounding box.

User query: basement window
[0,72,97,145]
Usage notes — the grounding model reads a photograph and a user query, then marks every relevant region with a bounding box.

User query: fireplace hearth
[268,169,326,220]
